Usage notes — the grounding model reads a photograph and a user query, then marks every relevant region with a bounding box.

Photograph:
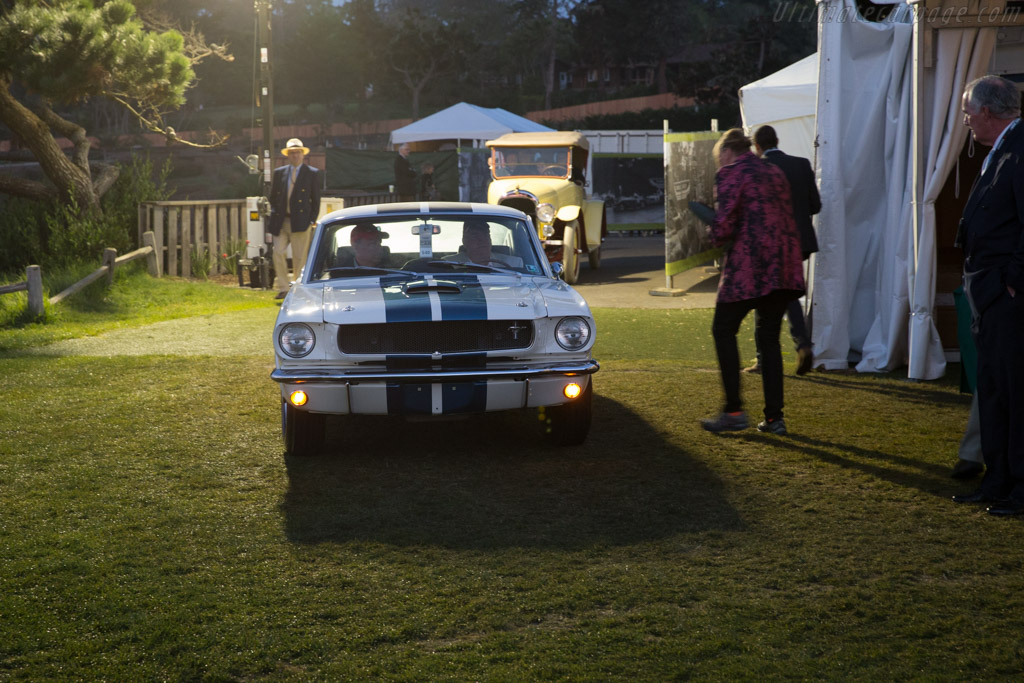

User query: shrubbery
[0,154,172,276]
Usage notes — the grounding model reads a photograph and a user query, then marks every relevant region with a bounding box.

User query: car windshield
[307,214,547,280]
[491,146,571,179]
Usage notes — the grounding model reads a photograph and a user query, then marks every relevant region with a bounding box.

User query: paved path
[573,233,718,310]
[26,233,715,357]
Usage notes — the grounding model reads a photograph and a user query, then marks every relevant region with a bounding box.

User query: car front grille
[338,320,535,354]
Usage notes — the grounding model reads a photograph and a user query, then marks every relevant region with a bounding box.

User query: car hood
[307,273,589,325]
[489,178,574,204]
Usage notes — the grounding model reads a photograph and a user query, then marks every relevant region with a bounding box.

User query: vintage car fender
[555,205,580,223]
[582,199,606,250]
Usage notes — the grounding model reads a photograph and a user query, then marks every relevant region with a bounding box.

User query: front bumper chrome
[271,359,600,384]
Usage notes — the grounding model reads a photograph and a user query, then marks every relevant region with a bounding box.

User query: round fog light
[563,383,582,399]
[289,390,308,406]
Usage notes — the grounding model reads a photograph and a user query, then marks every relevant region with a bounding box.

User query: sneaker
[742,361,762,374]
[757,418,788,435]
[796,346,813,376]
[701,411,749,433]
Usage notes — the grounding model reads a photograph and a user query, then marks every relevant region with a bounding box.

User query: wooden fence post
[103,248,117,286]
[26,265,44,317]
[143,231,161,277]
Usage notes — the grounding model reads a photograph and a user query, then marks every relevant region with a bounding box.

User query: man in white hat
[268,138,321,299]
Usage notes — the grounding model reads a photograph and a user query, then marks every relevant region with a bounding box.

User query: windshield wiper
[415,260,508,274]
[320,266,411,279]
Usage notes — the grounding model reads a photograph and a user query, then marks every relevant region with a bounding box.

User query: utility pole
[256,0,274,196]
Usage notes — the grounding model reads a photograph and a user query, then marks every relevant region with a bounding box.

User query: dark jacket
[394,154,417,197]
[763,149,821,257]
[268,163,321,236]
[960,119,1024,316]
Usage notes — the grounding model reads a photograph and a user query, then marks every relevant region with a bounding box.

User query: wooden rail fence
[0,232,159,317]
[138,200,248,278]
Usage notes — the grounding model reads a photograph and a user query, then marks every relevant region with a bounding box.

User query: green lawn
[1,274,1010,680]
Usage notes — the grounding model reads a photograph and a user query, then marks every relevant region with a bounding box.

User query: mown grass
[2,279,1016,680]
[0,263,276,352]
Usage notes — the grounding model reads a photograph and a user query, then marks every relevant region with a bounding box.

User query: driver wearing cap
[350,223,394,268]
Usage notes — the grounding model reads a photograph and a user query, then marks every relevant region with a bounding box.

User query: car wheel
[562,222,580,284]
[543,380,592,446]
[282,399,325,456]
[587,246,601,269]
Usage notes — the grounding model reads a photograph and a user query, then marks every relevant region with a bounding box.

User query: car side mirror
[551,262,564,280]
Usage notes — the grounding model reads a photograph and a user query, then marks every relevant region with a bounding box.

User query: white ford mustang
[272,202,599,456]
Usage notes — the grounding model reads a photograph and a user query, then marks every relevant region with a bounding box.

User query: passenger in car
[446,219,524,268]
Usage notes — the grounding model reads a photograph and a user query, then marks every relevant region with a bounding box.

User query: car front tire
[562,222,580,284]
[282,399,325,456]
[543,380,593,446]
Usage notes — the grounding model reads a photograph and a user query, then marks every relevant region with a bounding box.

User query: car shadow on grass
[280,394,744,550]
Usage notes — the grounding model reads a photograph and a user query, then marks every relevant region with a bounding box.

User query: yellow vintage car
[486,132,606,284]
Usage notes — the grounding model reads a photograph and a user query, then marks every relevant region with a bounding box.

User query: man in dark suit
[394,143,417,201]
[749,125,821,375]
[952,75,1024,516]
[269,138,321,299]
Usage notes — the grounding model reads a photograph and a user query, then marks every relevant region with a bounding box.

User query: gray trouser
[958,393,982,463]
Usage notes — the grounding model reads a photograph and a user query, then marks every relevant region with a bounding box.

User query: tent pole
[911,1,925,287]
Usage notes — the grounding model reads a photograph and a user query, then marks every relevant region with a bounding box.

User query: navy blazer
[763,149,821,257]
[960,119,1024,315]
[268,163,321,236]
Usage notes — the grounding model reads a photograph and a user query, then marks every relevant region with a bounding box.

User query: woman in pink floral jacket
[701,128,806,435]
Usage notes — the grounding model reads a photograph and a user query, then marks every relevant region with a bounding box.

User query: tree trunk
[0,79,100,212]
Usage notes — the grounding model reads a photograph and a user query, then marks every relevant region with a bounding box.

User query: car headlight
[555,317,591,350]
[536,203,555,224]
[542,224,556,237]
[279,323,315,358]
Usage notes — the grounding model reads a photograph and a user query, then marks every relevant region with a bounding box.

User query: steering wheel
[540,164,565,176]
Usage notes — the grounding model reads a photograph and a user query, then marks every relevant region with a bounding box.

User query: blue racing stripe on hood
[381,275,432,323]
[439,275,487,321]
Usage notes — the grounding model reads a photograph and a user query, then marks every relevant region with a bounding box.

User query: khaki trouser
[272,217,311,293]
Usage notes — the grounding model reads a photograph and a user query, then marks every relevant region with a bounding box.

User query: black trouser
[975,291,1024,502]
[712,290,791,420]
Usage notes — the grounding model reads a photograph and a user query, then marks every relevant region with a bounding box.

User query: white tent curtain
[813,0,914,372]
[813,0,997,379]
[903,24,996,379]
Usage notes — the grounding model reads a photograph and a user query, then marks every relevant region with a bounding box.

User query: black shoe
[951,459,984,479]
[952,490,999,504]
[796,346,814,376]
[987,500,1024,516]
[274,291,287,300]
[701,411,749,433]
[756,418,788,435]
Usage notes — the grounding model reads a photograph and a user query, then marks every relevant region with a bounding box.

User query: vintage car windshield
[308,215,547,280]
[491,146,571,179]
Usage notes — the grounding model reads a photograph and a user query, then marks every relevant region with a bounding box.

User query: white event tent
[742,0,1024,380]
[739,52,818,164]
[389,102,553,147]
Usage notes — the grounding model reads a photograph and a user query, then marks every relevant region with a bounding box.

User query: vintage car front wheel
[543,381,593,447]
[282,399,325,456]
[562,222,580,285]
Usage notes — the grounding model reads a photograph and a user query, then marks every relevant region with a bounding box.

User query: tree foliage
[0,0,219,213]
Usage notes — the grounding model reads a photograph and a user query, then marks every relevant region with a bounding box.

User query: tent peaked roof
[389,102,554,146]
[738,52,818,128]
